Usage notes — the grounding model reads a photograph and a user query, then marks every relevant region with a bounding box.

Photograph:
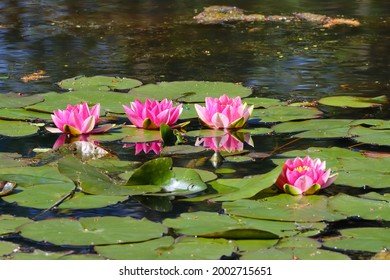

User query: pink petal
[293,175,314,192]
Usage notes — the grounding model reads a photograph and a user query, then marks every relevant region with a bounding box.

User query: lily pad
[18,216,167,246]
[252,106,323,123]
[7,250,104,260]
[27,90,137,114]
[120,126,162,143]
[125,157,207,196]
[223,194,346,222]
[163,211,326,238]
[0,153,25,168]
[0,215,32,236]
[0,241,19,256]
[349,125,390,146]
[0,92,44,108]
[95,236,175,260]
[0,108,51,121]
[240,247,350,260]
[128,81,252,103]
[322,228,390,252]
[1,184,75,209]
[58,155,160,195]
[0,120,39,137]
[328,193,390,220]
[318,95,388,108]
[58,192,128,209]
[0,165,75,188]
[272,119,352,138]
[243,97,285,108]
[57,75,142,91]
[207,166,282,202]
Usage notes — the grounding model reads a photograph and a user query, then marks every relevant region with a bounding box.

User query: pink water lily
[123,99,182,130]
[49,102,113,135]
[276,156,338,195]
[195,94,254,129]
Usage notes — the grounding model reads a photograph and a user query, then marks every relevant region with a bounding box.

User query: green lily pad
[234,239,278,252]
[160,145,207,156]
[8,250,104,260]
[243,97,285,108]
[0,215,32,236]
[0,165,75,188]
[207,166,282,202]
[0,120,39,137]
[0,92,44,108]
[120,126,162,143]
[272,146,365,169]
[322,228,390,252]
[125,157,207,196]
[95,236,175,260]
[240,247,350,260]
[252,106,323,123]
[1,184,75,209]
[185,129,227,138]
[19,216,167,246]
[27,90,136,114]
[128,81,252,103]
[0,241,19,256]
[86,159,140,173]
[223,194,346,222]
[318,95,388,108]
[0,108,51,121]
[0,153,26,168]
[163,211,325,238]
[57,75,143,91]
[58,192,128,209]
[349,125,390,146]
[359,192,390,202]
[328,193,390,220]
[272,119,352,138]
[58,155,160,195]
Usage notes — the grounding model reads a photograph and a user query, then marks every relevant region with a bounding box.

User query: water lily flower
[195,94,254,129]
[123,99,183,130]
[49,102,113,135]
[276,156,338,195]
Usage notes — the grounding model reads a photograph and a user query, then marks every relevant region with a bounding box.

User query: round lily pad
[318,95,388,108]
[0,120,39,137]
[0,92,44,108]
[163,211,326,238]
[252,106,323,123]
[57,75,143,91]
[328,193,390,220]
[18,216,167,246]
[95,236,175,260]
[0,241,19,256]
[272,119,352,138]
[128,81,252,103]
[322,228,390,252]
[0,215,32,236]
[349,125,390,146]
[223,194,346,222]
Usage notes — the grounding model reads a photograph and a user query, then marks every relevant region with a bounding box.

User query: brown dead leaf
[21,70,49,83]
[322,18,361,28]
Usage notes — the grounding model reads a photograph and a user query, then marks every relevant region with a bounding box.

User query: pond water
[0,0,389,260]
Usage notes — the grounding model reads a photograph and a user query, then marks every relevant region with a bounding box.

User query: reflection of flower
[195,94,254,129]
[195,132,252,153]
[52,134,90,149]
[123,99,182,130]
[123,141,162,155]
[276,156,338,195]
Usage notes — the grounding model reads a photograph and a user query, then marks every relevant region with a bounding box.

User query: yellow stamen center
[294,165,310,173]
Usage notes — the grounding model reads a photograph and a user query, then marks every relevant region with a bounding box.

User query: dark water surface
[0,0,389,259]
